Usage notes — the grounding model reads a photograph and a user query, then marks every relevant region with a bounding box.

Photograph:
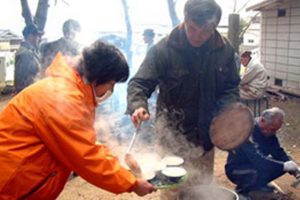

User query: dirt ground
[1,94,300,200]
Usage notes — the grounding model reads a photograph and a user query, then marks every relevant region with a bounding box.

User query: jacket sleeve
[215,49,240,113]
[240,63,259,85]
[270,136,291,162]
[14,52,38,90]
[127,43,165,114]
[239,141,284,174]
[34,93,136,194]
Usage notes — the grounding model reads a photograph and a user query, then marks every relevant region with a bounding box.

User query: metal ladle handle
[126,121,142,153]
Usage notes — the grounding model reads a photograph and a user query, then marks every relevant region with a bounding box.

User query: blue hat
[143,29,155,37]
[22,24,44,37]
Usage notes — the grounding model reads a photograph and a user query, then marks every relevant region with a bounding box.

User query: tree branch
[167,0,180,27]
[121,0,133,66]
[34,0,49,31]
[21,0,33,26]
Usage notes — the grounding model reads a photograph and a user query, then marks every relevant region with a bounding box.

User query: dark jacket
[41,37,80,69]
[14,41,41,93]
[127,24,240,151]
[225,119,290,176]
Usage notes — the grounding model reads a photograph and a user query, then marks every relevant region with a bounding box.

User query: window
[248,39,254,43]
[275,78,283,86]
[278,9,286,17]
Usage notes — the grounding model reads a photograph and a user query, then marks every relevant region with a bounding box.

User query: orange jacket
[0,53,136,199]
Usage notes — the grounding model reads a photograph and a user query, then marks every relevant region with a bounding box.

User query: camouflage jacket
[14,41,41,93]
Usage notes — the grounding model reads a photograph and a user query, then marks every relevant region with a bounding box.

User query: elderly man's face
[184,19,215,48]
[260,118,283,136]
[241,56,250,67]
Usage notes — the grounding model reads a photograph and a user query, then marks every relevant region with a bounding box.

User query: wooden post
[228,13,240,52]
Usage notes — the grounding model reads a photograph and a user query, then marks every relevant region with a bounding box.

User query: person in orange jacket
[0,40,155,199]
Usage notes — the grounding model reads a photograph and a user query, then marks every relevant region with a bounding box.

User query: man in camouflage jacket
[14,24,43,93]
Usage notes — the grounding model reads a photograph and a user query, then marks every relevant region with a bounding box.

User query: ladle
[124,122,142,177]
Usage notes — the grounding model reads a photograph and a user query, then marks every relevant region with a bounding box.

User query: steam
[93,95,213,185]
[93,92,236,200]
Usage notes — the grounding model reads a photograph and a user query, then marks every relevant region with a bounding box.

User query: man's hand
[283,160,299,172]
[131,179,156,196]
[131,107,150,127]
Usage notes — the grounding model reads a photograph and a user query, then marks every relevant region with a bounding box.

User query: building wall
[0,41,11,51]
[260,0,300,89]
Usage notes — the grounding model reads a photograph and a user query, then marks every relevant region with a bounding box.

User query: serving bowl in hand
[161,166,187,183]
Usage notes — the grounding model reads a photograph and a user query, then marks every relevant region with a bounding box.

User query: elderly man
[240,51,268,100]
[225,107,299,196]
[127,0,240,199]
[14,24,43,93]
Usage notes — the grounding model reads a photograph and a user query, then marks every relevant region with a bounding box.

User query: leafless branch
[237,0,252,13]
[167,0,180,27]
[21,0,33,26]
[34,0,49,31]
[239,12,259,39]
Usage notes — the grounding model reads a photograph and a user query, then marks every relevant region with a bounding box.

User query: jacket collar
[166,23,226,51]
[45,53,96,106]
[21,41,37,51]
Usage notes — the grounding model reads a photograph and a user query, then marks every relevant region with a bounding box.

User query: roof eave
[246,0,282,11]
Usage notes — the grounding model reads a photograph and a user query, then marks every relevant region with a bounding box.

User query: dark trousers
[226,165,285,193]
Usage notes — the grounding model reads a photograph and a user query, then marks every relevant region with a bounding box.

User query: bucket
[177,185,239,200]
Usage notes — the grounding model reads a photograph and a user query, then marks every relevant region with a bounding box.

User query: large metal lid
[210,102,254,151]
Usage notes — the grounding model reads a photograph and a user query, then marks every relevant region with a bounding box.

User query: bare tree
[228,0,254,51]
[120,0,133,67]
[21,0,50,31]
[167,0,180,27]
[239,13,260,44]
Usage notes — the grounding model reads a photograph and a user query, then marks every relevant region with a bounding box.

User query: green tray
[149,174,188,190]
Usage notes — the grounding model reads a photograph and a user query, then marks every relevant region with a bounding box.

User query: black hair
[63,19,81,36]
[78,40,129,85]
[184,0,222,27]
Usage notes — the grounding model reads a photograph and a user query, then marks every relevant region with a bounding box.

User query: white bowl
[162,167,187,182]
[143,170,156,181]
[162,156,184,166]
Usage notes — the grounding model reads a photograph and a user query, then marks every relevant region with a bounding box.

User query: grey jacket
[127,24,240,151]
[41,37,80,69]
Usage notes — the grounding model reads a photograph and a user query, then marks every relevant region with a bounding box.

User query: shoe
[238,194,252,200]
[251,185,275,193]
[235,185,249,195]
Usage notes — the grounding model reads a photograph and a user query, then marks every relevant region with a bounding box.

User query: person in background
[14,24,43,93]
[41,19,81,70]
[0,40,155,199]
[240,51,268,100]
[127,0,240,199]
[143,28,155,51]
[225,107,299,197]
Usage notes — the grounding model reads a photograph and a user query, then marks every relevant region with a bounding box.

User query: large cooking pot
[177,185,239,200]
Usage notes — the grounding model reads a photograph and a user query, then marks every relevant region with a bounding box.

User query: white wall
[260,0,300,89]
